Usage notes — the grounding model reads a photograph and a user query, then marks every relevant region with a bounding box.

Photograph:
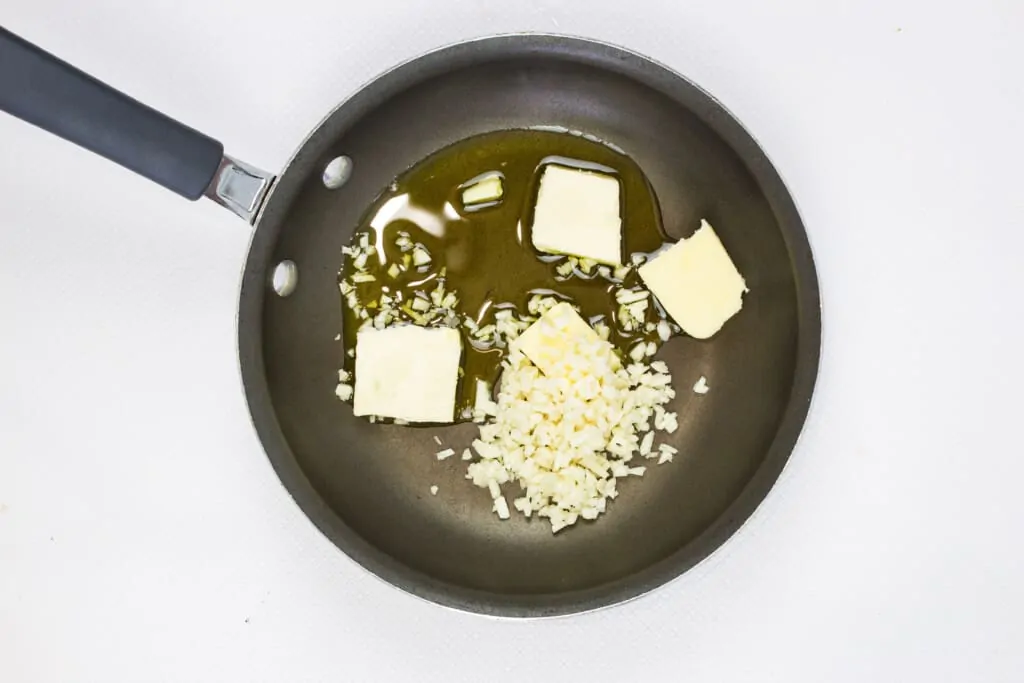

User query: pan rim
[237,32,822,618]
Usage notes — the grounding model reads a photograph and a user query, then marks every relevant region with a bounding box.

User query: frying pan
[0,28,820,617]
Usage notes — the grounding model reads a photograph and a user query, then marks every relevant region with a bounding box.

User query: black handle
[0,27,223,200]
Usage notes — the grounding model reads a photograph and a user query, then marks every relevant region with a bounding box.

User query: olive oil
[340,129,669,422]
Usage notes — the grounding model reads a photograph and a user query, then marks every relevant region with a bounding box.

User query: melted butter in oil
[340,129,668,422]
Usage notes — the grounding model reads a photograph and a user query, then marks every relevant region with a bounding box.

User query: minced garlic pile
[465,302,679,533]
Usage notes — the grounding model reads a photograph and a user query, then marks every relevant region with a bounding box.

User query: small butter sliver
[461,173,504,206]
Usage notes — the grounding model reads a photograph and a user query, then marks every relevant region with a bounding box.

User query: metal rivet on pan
[271,260,298,297]
[322,156,353,189]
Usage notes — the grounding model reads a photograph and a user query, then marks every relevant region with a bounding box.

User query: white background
[2,0,1022,681]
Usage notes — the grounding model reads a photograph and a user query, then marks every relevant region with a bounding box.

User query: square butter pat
[639,220,747,339]
[512,302,604,375]
[353,325,462,423]
[530,165,622,265]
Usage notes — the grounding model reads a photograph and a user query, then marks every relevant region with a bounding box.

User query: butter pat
[530,165,622,265]
[461,174,503,206]
[353,325,462,423]
[512,302,603,375]
[638,220,747,339]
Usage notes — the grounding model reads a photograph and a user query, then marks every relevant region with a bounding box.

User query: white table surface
[2,1,1023,681]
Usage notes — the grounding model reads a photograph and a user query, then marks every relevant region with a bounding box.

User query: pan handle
[0,27,272,222]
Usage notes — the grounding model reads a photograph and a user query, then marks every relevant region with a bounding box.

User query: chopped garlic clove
[615,288,649,305]
[411,247,432,267]
[555,260,575,278]
[493,495,511,520]
[640,431,655,457]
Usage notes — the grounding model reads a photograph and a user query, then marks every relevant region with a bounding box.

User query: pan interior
[251,45,812,613]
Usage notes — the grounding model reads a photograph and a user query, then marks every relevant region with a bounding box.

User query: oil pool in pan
[338,129,672,420]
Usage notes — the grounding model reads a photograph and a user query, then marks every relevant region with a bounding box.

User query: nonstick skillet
[0,28,821,617]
